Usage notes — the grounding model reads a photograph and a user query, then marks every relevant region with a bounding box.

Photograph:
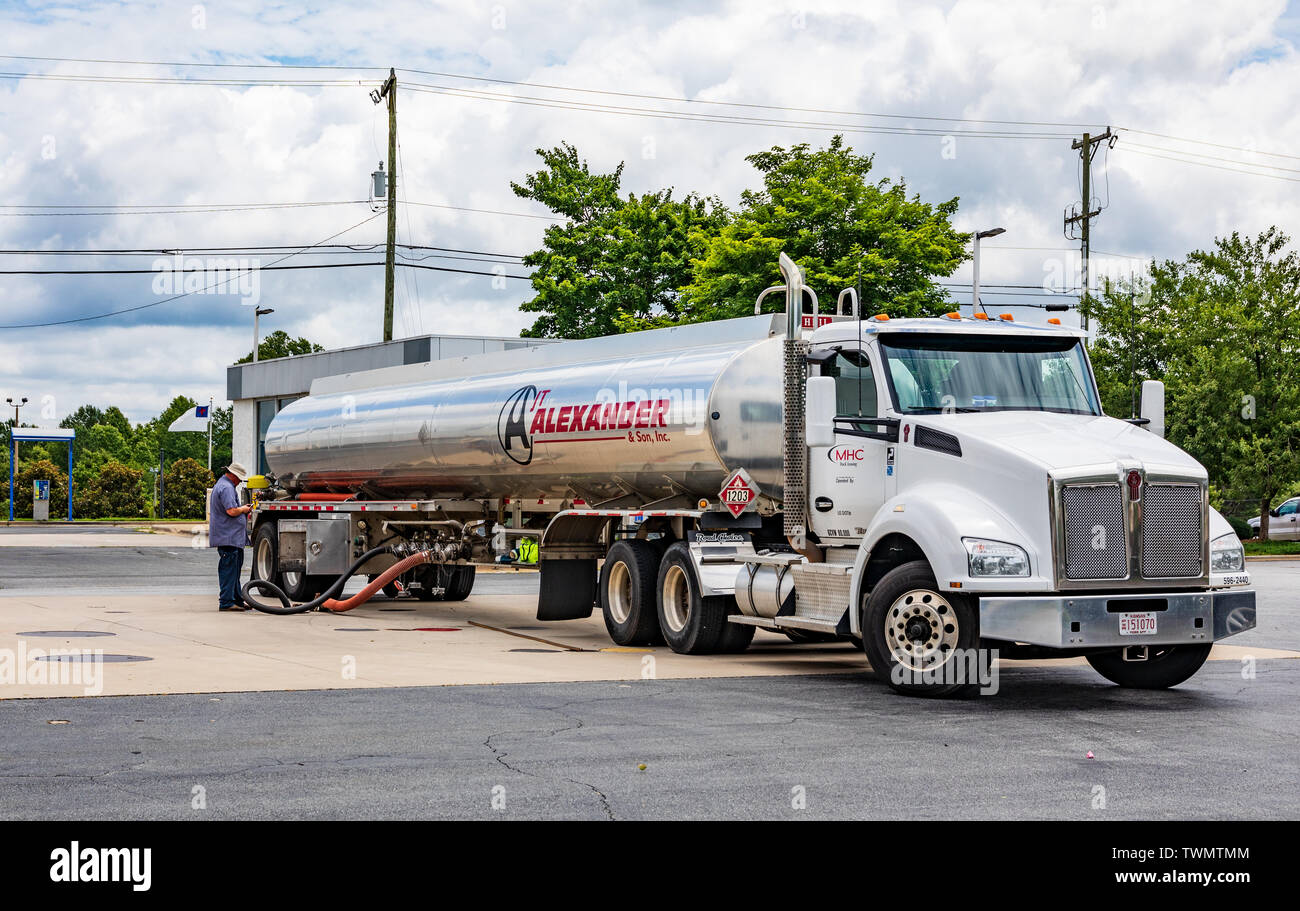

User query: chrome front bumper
[978,589,1256,649]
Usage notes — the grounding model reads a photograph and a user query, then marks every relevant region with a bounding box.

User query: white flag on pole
[168,405,211,433]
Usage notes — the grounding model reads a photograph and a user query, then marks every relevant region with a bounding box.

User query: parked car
[1247,496,1300,539]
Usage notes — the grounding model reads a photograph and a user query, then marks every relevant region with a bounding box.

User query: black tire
[410,564,447,601]
[599,540,662,645]
[251,522,279,586]
[444,566,475,602]
[716,612,756,653]
[656,542,729,654]
[861,559,986,698]
[251,522,326,602]
[1086,644,1212,689]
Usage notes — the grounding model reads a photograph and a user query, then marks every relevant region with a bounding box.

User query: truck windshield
[879,333,1100,415]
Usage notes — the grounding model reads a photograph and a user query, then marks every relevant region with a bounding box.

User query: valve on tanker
[245,474,270,509]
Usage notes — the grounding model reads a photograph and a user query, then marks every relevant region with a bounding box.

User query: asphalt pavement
[1,525,1296,820]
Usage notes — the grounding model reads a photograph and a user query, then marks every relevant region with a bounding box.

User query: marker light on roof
[872,313,890,321]
[973,313,989,320]
[998,314,1014,321]
[1047,318,1061,325]
[943,312,961,320]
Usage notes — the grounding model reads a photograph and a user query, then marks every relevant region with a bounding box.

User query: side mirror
[805,376,836,448]
[1139,380,1165,438]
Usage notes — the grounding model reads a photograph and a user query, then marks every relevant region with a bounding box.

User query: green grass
[1244,539,1300,556]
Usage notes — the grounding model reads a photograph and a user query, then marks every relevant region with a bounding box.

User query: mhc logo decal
[827,446,866,465]
[498,385,537,465]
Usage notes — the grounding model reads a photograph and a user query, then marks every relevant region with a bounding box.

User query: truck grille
[1062,484,1127,580]
[1141,484,1203,577]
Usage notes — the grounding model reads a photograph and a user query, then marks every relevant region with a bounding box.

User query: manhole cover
[35,654,152,663]
[19,630,116,638]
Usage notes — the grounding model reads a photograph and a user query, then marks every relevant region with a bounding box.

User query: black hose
[242,545,396,615]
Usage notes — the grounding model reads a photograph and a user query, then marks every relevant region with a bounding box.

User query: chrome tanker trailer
[248,253,1255,697]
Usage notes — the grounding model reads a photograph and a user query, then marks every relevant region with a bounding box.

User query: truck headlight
[963,538,1030,577]
[1210,533,1245,573]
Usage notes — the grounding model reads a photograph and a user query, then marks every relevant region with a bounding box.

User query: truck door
[808,348,896,544]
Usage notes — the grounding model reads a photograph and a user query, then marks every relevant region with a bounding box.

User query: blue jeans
[217,546,246,609]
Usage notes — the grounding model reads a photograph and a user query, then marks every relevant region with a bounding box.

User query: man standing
[210,462,252,611]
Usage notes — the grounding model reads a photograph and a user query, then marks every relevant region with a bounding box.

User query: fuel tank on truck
[263,314,787,503]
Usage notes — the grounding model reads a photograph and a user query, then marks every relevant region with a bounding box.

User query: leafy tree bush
[73,461,146,519]
[13,458,68,518]
[161,458,213,519]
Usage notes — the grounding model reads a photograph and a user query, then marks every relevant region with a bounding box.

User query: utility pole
[372,68,398,342]
[1064,127,1115,333]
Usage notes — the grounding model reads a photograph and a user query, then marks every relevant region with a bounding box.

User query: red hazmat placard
[719,469,758,518]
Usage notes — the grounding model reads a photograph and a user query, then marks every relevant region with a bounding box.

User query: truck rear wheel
[716,613,756,653]
[1086,644,1212,689]
[600,540,662,645]
[251,522,327,603]
[862,560,986,698]
[444,566,475,602]
[656,542,728,654]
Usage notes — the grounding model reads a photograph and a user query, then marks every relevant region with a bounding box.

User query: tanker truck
[248,253,1255,696]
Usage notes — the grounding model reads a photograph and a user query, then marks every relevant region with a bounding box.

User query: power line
[400,81,1075,140]
[1122,140,1300,175]
[1,199,559,221]
[0,242,526,258]
[0,261,383,275]
[1116,146,1300,183]
[1116,127,1300,162]
[0,53,1096,129]
[0,212,382,329]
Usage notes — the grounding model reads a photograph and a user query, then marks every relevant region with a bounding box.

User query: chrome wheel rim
[607,560,632,624]
[254,535,275,580]
[884,588,959,672]
[662,564,691,633]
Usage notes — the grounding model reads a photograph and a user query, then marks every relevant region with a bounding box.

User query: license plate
[1119,611,1158,636]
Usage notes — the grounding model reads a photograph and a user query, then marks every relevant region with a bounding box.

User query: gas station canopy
[7,427,76,522]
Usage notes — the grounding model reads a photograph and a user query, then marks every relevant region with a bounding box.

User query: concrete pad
[0,592,870,699]
[0,532,191,548]
[2,591,1292,700]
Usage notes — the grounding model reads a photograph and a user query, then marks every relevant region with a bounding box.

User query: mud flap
[536,558,597,620]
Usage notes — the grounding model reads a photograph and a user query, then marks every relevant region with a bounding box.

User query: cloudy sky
[2,0,1298,425]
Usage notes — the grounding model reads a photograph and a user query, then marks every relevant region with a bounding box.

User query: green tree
[511,143,728,338]
[13,458,68,518]
[236,330,324,364]
[73,460,146,519]
[682,135,970,320]
[162,457,214,519]
[1085,228,1300,536]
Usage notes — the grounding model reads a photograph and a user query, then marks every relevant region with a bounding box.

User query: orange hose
[321,551,433,612]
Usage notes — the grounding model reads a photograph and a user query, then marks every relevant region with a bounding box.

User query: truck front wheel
[1086,644,1212,689]
[656,542,729,654]
[862,560,986,698]
[599,540,662,645]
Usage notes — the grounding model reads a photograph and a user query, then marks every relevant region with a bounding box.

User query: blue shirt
[209,475,248,547]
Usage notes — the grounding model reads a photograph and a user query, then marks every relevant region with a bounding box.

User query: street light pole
[6,396,28,464]
[972,227,1006,314]
[252,307,275,363]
